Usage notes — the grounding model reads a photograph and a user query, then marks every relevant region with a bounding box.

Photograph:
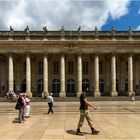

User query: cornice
[0,40,140,46]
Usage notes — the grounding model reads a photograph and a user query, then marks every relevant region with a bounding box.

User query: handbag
[15,102,21,110]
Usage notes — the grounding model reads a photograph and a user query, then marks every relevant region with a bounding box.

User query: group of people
[15,89,99,135]
[16,93,31,123]
[7,90,17,102]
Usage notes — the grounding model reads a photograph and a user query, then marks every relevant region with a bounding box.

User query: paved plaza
[0,101,140,140]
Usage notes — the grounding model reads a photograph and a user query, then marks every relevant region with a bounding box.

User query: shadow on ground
[12,118,19,123]
[66,130,84,136]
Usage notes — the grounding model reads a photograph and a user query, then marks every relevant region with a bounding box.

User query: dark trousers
[48,103,53,114]
[18,107,24,122]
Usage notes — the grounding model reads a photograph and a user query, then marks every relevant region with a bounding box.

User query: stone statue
[9,26,14,37]
[111,26,115,36]
[95,26,98,35]
[24,26,30,36]
[43,26,48,34]
[10,26,14,33]
[60,26,65,35]
[129,26,132,36]
[78,25,81,34]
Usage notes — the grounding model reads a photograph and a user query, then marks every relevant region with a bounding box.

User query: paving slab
[0,101,140,140]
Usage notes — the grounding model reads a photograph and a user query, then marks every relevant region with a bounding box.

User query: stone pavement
[0,101,140,140]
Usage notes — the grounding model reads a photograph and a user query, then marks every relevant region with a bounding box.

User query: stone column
[60,54,66,97]
[128,54,134,96]
[43,54,48,95]
[111,54,118,96]
[26,54,32,97]
[8,54,14,92]
[94,54,100,97]
[77,54,82,97]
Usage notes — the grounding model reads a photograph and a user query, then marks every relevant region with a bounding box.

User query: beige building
[0,27,140,97]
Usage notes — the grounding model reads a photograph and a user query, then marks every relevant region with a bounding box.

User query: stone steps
[1,96,140,102]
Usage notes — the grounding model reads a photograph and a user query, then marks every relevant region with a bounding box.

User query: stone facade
[0,29,140,97]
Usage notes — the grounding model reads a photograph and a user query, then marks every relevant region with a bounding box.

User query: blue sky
[0,0,139,31]
[102,1,140,31]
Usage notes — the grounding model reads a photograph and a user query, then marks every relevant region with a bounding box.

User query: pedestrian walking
[47,93,54,114]
[76,87,100,135]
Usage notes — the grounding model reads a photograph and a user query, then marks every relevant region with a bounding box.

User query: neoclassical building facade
[0,27,140,97]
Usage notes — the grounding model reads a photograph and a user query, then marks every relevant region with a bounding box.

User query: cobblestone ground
[0,101,140,140]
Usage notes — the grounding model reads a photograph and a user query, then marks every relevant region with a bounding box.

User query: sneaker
[76,128,84,135]
[91,127,100,134]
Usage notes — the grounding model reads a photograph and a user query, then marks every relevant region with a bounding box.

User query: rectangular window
[99,61,103,74]
[53,61,59,74]
[83,61,88,74]
[68,61,73,74]
[38,61,43,75]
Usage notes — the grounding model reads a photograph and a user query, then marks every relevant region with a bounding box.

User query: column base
[94,91,100,97]
[26,91,32,97]
[111,91,118,96]
[59,91,66,97]
[128,91,135,97]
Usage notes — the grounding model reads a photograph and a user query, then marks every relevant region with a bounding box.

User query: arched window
[67,79,75,97]
[82,78,89,88]
[37,79,43,96]
[116,79,119,92]
[52,79,60,97]
[82,78,90,96]
[14,80,16,93]
[125,79,128,94]
[99,79,104,96]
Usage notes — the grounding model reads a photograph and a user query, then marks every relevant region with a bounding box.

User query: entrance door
[21,79,26,93]
[67,79,75,97]
[37,79,43,97]
[125,79,128,96]
[100,79,104,96]
[52,79,60,97]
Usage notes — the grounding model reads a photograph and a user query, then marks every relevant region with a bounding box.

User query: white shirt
[25,97,30,105]
[48,95,54,103]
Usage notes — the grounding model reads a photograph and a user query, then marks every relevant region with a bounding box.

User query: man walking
[76,87,100,135]
[47,93,54,114]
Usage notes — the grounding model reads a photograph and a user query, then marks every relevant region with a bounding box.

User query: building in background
[0,26,140,97]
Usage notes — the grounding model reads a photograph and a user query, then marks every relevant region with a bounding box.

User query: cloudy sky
[0,0,140,31]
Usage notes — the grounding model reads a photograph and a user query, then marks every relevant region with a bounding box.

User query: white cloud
[138,8,140,14]
[0,0,130,30]
[136,25,140,30]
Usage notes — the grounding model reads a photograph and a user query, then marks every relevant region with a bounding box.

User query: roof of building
[0,28,140,40]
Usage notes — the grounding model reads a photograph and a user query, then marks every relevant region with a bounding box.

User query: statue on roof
[60,26,65,35]
[111,26,115,36]
[129,26,132,36]
[43,26,48,34]
[24,26,30,36]
[95,26,98,35]
[78,25,81,34]
[9,26,14,36]
[10,26,14,33]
